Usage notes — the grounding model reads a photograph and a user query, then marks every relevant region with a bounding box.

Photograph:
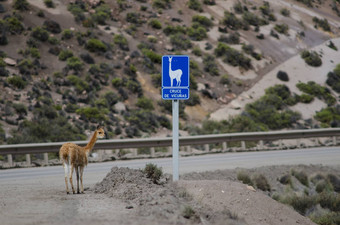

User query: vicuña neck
[85,131,97,151]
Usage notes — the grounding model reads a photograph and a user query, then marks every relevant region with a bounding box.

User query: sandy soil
[3,164,340,225]
[210,37,340,121]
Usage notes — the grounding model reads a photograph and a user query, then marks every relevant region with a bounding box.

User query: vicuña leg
[63,163,70,194]
[80,166,84,194]
[69,165,75,194]
[75,166,80,194]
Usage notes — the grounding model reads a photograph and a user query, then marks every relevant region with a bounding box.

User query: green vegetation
[113,34,129,51]
[66,75,89,93]
[44,0,55,8]
[215,42,251,70]
[7,75,27,89]
[313,17,331,32]
[203,54,219,76]
[67,56,84,71]
[314,106,340,127]
[152,0,171,9]
[13,0,29,11]
[144,163,163,184]
[296,81,336,106]
[192,15,213,29]
[274,23,289,35]
[2,16,25,34]
[188,0,203,12]
[222,11,244,30]
[136,97,154,110]
[182,206,196,219]
[31,26,49,42]
[170,33,192,50]
[291,169,309,187]
[61,29,73,40]
[91,4,111,25]
[300,50,322,67]
[86,38,107,53]
[280,8,290,17]
[148,19,162,29]
[237,171,253,186]
[76,107,108,123]
[218,32,240,44]
[58,49,73,61]
[253,174,271,191]
[326,63,340,93]
[187,23,207,41]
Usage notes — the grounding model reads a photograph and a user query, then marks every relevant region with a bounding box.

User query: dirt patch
[92,166,324,225]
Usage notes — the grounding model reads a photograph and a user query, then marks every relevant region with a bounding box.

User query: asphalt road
[1,147,339,185]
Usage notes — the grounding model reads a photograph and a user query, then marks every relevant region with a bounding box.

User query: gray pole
[172,100,179,181]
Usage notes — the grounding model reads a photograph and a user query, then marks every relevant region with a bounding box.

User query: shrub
[67,3,86,22]
[31,26,49,42]
[301,50,322,67]
[281,194,316,215]
[126,12,140,24]
[152,0,170,9]
[315,180,333,193]
[112,77,124,88]
[48,36,59,45]
[299,94,314,103]
[136,97,154,110]
[4,16,25,35]
[279,174,292,185]
[188,0,202,12]
[187,23,207,41]
[66,75,89,93]
[170,33,192,50]
[218,32,240,44]
[13,103,27,115]
[76,107,108,122]
[315,106,340,127]
[192,15,213,29]
[276,70,289,81]
[313,17,331,32]
[58,49,73,61]
[148,19,162,29]
[144,163,163,184]
[163,25,186,36]
[44,0,55,8]
[274,23,289,35]
[242,11,268,27]
[280,8,290,17]
[192,46,202,56]
[327,174,340,192]
[113,34,129,51]
[222,11,243,30]
[220,74,230,85]
[237,171,253,186]
[91,4,111,25]
[7,75,27,89]
[13,0,29,11]
[86,38,107,52]
[253,174,271,191]
[182,205,196,219]
[318,192,340,211]
[203,54,219,76]
[141,49,162,64]
[215,42,251,70]
[185,91,200,106]
[61,29,73,40]
[312,212,340,225]
[67,56,84,71]
[326,64,340,93]
[291,169,309,187]
[297,81,335,106]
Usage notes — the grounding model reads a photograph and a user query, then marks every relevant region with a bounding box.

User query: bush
[188,0,202,12]
[182,206,196,219]
[67,56,84,71]
[276,70,289,81]
[220,74,230,85]
[61,29,73,40]
[253,174,271,191]
[215,42,251,70]
[318,192,340,211]
[113,34,129,51]
[299,94,314,103]
[86,38,107,52]
[291,169,309,187]
[301,50,322,67]
[315,106,340,127]
[44,0,55,8]
[192,15,213,29]
[274,23,289,35]
[148,19,162,29]
[76,107,108,122]
[141,49,162,64]
[279,174,292,185]
[313,17,331,31]
[4,16,25,34]
[163,25,186,36]
[222,11,244,30]
[66,75,89,93]
[326,64,340,93]
[185,91,200,106]
[170,33,192,50]
[218,32,240,44]
[136,97,154,110]
[126,12,140,24]
[237,171,253,186]
[297,81,335,106]
[58,49,73,61]
[280,8,290,17]
[187,23,207,41]
[203,54,219,76]
[91,4,111,25]
[281,194,316,215]
[31,26,49,42]
[13,0,29,11]
[144,163,163,184]
[7,75,27,89]
[242,11,268,27]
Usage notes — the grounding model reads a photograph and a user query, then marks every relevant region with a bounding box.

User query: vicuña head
[169,56,172,63]
[59,125,105,194]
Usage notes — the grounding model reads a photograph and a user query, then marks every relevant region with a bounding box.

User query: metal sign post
[161,55,189,181]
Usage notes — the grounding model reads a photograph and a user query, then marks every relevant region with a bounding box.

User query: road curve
[1,147,339,184]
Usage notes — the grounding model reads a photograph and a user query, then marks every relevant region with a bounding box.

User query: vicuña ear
[97,124,102,129]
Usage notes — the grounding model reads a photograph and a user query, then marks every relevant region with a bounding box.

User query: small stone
[126,205,134,209]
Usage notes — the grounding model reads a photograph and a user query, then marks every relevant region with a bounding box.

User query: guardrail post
[241,141,246,150]
[44,153,48,165]
[132,149,137,157]
[7,154,13,167]
[186,146,191,152]
[297,139,301,149]
[150,147,155,157]
[26,154,31,166]
[259,140,264,150]
[205,144,209,151]
[333,136,337,146]
[222,142,227,151]
[279,140,283,149]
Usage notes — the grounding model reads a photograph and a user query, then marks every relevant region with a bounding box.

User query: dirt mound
[93,167,246,225]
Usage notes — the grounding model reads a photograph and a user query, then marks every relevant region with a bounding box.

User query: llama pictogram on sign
[162,55,189,100]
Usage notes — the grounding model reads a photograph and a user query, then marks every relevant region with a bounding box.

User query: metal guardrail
[0,128,339,155]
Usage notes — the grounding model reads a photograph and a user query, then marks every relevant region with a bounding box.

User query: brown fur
[59,127,105,194]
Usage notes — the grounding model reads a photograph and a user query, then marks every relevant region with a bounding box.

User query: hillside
[0,0,340,144]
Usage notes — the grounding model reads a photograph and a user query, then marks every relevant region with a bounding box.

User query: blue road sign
[162,55,190,100]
